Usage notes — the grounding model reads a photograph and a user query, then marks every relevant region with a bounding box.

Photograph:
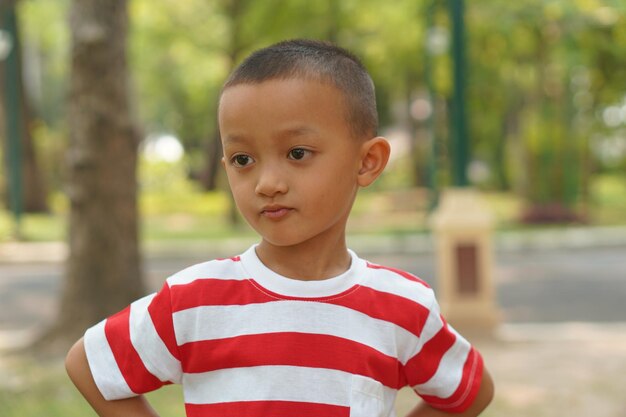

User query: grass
[0,358,184,417]
[587,173,626,225]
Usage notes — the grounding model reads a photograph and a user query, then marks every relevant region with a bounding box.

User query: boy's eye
[231,154,254,167]
[288,148,309,160]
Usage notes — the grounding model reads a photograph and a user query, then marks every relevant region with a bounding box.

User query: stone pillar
[431,188,500,335]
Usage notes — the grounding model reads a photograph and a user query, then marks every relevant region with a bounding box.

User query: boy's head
[222,39,378,140]
[218,39,390,255]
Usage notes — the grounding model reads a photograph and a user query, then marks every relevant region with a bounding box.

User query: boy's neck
[255,237,352,282]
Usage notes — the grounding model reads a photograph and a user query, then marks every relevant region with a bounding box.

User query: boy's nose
[255,165,288,197]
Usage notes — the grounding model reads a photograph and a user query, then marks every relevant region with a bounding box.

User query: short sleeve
[84,283,183,400]
[402,297,484,413]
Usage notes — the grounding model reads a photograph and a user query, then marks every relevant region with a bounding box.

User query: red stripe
[186,400,349,417]
[170,279,274,312]
[366,262,430,287]
[419,347,484,413]
[180,332,404,389]
[169,279,431,338]
[148,283,180,360]
[403,322,457,385]
[328,286,431,338]
[215,256,241,262]
[104,307,164,394]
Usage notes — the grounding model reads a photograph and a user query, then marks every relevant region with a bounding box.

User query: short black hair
[222,39,378,139]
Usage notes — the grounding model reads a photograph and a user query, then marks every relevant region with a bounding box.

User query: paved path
[368,246,626,323]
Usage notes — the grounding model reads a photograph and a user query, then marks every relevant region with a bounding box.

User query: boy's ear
[357,137,390,187]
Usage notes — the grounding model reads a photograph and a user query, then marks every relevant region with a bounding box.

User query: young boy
[66,39,494,417]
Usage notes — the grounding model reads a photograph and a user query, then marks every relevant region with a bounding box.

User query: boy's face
[219,78,366,250]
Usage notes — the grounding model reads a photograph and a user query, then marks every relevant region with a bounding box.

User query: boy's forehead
[220,76,342,102]
[218,77,349,120]
[218,78,357,141]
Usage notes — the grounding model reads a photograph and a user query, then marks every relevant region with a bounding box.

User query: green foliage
[140,159,226,216]
[462,0,626,217]
[11,0,626,225]
[140,158,253,240]
[18,0,69,128]
[589,173,626,224]
[130,0,228,149]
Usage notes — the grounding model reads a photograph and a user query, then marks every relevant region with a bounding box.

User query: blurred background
[0,0,625,416]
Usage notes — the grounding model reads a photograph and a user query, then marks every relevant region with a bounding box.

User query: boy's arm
[65,337,161,417]
[405,367,494,417]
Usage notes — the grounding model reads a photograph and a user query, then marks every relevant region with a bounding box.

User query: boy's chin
[256,231,322,250]
[258,236,303,249]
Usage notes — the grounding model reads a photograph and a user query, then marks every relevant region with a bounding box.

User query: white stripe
[239,246,365,298]
[362,268,435,310]
[129,294,183,384]
[413,328,471,398]
[167,259,245,287]
[84,320,134,400]
[173,301,417,359]
[183,366,396,406]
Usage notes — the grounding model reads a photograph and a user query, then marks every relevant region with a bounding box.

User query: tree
[53,0,144,343]
[130,0,337,224]
[462,1,626,222]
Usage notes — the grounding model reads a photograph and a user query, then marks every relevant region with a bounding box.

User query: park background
[1,0,625,416]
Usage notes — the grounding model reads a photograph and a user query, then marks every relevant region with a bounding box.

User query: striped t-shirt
[84,245,484,416]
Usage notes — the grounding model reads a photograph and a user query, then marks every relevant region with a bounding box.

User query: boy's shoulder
[362,259,436,307]
[365,260,431,288]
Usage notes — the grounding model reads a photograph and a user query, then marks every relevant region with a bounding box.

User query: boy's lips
[260,205,293,219]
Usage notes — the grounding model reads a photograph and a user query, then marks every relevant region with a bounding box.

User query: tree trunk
[20,82,49,212]
[0,0,48,214]
[199,128,222,191]
[53,0,144,344]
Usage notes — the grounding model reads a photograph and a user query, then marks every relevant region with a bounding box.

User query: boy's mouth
[261,205,293,219]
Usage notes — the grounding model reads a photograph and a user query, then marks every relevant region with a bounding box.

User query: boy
[66,39,494,417]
